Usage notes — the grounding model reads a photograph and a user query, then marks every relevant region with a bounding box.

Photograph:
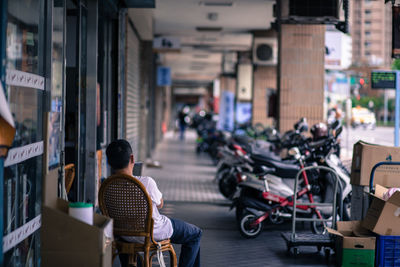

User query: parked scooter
[231,126,350,238]
[215,119,310,199]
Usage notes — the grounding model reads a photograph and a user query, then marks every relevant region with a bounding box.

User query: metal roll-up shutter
[125,22,141,157]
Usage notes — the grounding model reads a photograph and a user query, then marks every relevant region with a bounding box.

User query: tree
[392,59,400,70]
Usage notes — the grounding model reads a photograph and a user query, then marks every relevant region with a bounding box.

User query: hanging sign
[157,66,171,86]
[217,91,235,131]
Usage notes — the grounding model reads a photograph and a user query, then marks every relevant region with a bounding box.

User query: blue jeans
[170,218,202,267]
[119,219,202,267]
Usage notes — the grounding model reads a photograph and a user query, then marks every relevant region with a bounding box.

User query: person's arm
[157,198,164,209]
[147,177,164,209]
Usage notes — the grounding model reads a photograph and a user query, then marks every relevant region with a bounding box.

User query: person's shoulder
[136,176,157,186]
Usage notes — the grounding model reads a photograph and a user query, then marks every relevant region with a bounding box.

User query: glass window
[49,0,65,170]
[6,0,40,74]
[4,0,43,265]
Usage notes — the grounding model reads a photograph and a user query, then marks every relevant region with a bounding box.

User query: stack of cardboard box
[331,141,400,266]
[327,221,376,267]
[350,141,400,220]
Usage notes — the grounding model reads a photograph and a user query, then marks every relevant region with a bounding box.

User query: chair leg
[144,249,150,267]
[149,253,156,266]
[128,253,138,267]
[169,246,177,267]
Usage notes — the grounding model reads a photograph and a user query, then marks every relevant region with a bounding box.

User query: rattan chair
[98,173,177,267]
[64,163,75,194]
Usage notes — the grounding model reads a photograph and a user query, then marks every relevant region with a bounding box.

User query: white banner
[3,215,41,253]
[6,69,45,90]
[4,141,44,167]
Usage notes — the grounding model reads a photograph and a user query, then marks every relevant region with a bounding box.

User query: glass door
[65,0,88,202]
[51,0,66,197]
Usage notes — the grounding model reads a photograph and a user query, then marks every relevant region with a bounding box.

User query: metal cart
[281,165,342,257]
[368,161,400,194]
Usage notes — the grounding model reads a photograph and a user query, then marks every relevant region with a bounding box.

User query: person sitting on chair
[106,139,202,267]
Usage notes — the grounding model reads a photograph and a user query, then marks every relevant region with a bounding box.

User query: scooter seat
[238,195,272,212]
[251,151,283,163]
[251,156,300,178]
[267,160,300,178]
[253,165,276,176]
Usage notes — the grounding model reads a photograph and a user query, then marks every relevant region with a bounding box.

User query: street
[340,126,395,159]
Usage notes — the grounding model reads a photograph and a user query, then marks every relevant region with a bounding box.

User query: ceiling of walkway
[152,0,275,85]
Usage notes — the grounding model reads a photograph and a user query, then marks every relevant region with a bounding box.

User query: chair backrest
[64,163,75,194]
[98,174,153,237]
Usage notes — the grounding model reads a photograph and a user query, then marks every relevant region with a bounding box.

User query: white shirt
[123,176,173,242]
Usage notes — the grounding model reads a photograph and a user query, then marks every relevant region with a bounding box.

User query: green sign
[371,71,396,89]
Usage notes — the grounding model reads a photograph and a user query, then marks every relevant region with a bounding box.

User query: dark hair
[106,139,132,170]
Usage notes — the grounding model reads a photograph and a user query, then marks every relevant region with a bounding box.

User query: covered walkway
[141,131,336,267]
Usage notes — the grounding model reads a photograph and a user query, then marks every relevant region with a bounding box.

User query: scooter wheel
[238,212,263,239]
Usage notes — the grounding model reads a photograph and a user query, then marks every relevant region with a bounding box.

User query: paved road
[340,126,394,159]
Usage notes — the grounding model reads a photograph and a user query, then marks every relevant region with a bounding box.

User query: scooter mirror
[335,126,343,137]
[331,120,339,130]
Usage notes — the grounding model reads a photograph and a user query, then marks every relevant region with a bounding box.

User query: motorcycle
[231,126,351,238]
[215,118,310,198]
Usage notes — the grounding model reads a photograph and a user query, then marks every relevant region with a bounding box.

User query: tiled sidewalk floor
[141,131,336,267]
[146,131,229,204]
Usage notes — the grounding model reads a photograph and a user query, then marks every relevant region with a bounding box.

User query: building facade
[0,0,165,265]
[351,0,392,67]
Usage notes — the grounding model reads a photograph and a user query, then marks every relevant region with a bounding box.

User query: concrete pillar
[278,24,325,132]
[219,75,236,95]
[253,66,277,126]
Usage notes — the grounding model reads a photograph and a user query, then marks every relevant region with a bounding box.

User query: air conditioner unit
[253,38,278,66]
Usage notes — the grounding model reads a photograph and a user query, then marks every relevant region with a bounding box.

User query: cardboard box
[350,185,370,221]
[350,141,400,187]
[41,199,113,267]
[362,184,400,236]
[327,221,376,267]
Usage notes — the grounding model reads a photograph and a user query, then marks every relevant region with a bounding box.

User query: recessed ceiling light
[199,1,234,7]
